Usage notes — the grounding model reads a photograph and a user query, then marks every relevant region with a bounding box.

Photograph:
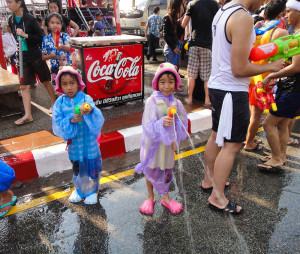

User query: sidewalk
[0,55,212,182]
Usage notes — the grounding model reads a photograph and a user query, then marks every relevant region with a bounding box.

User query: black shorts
[271,92,300,119]
[209,88,250,143]
[22,59,51,85]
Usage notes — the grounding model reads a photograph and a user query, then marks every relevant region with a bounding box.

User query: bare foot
[185,98,192,105]
[0,190,14,214]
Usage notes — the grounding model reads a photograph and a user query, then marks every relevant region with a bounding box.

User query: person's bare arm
[181,15,190,28]
[263,54,300,87]
[69,20,79,36]
[145,26,148,37]
[229,10,283,78]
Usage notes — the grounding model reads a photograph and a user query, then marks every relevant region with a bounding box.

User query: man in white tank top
[201,0,284,215]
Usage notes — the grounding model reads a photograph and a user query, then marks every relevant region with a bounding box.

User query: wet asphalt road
[1,120,300,254]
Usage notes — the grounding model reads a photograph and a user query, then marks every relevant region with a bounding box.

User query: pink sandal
[139,199,156,214]
[161,199,183,214]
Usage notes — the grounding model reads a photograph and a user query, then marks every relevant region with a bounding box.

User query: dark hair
[48,0,62,15]
[36,16,42,23]
[95,12,102,17]
[167,0,183,32]
[15,0,29,13]
[153,6,160,13]
[45,12,63,26]
[264,0,286,20]
[253,15,264,24]
[157,71,177,84]
[59,72,80,89]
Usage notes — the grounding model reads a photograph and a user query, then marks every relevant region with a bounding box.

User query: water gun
[55,29,60,48]
[166,106,177,118]
[249,34,300,62]
[17,36,23,83]
[174,35,184,65]
[255,20,280,35]
[74,103,90,124]
[253,75,277,114]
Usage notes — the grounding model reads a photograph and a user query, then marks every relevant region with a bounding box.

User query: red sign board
[83,44,143,107]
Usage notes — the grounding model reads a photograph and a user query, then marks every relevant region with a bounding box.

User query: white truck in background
[117,0,169,49]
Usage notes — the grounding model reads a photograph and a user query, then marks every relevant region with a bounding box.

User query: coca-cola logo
[87,56,141,83]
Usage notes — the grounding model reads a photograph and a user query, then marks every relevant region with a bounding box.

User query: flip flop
[14,118,33,126]
[209,200,243,215]
[244,143,264,152]
[203,103,212,108]
[139,199,156,214]
[0,196,17,218]
[161,199,183,214]
[287,138,299,146]
[200,181,230,192]
[258,163,285,173]
[261,156,272,162]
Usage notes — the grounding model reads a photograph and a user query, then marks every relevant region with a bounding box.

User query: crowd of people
[1,0,300,218]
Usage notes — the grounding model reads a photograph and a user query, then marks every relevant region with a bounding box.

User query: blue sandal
[0,196,17,218]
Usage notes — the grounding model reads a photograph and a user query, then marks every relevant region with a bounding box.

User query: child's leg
[162,193,171,203]
[139,178,156,214]
[145,178,155,201]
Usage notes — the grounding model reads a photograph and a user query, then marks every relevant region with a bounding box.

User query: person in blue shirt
[94,13,106,36]
[145,6,163,61]
[52,66,105,205]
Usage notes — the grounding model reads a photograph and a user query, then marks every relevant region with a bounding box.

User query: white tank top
[208,5,256,92]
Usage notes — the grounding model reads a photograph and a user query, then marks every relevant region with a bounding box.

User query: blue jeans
[164,44,181,67]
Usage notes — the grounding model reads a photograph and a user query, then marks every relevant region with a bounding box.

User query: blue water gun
[174,35,184,65]
[255,20,280,35]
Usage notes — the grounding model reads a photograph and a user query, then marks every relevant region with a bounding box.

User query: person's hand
[262,74,273,90]
[80,103,93,115]
[50,53,59,59]
[163,116,174,127]
[269,59,285,72]
[254,20,264,29]
[16,28,26,37]
[174,48,180,54]
[71,114,83,123]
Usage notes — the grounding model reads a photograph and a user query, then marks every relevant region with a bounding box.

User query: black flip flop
[258,164,285,173]
[244,143,264,152]
[200,182,230,192]
[209,200,243,215]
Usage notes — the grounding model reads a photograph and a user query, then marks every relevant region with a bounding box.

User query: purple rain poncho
[135,91,188,194]
[52,91,104,198]
[0,160,15,192]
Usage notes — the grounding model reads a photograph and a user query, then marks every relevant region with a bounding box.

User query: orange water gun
[166,106,177,118]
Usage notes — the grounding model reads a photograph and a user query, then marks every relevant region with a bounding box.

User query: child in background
[52,66,104,205]
[135,63,188,214]
[42,13,71,87]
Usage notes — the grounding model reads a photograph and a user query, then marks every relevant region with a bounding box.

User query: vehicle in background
[117,0,169,49]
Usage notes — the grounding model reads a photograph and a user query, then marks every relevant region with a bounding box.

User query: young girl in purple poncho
[135,62,188,214]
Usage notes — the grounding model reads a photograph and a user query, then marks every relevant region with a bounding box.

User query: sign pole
[112,0,121,35]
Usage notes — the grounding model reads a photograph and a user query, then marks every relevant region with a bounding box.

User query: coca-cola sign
[87,56,141,82]
[83,44,144,106]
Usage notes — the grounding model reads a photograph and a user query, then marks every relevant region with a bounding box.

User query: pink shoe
[161,199,183,214]
[139,199,156,214]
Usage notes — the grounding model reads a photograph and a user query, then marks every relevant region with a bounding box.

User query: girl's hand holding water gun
[70,113,83,123]
[163,116,174,127]
[79,103,93,115]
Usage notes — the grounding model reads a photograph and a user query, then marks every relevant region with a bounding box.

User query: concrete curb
[2,109,212,181]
